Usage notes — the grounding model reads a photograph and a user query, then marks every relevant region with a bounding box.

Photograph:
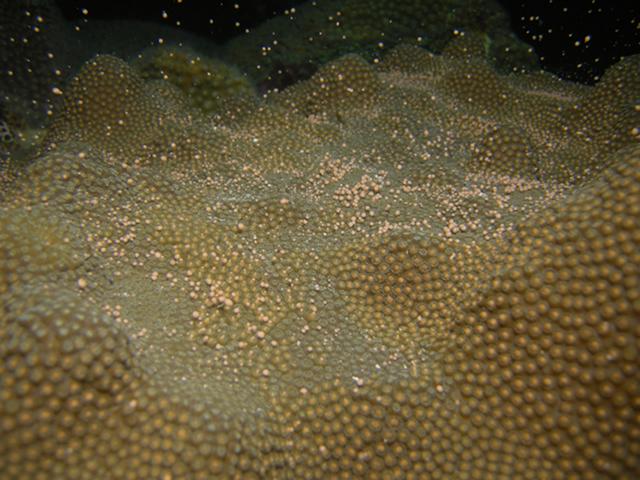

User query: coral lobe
[1,36,640,480]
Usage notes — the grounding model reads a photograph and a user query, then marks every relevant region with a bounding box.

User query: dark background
[54,0,640,85]
[499,0,640,83]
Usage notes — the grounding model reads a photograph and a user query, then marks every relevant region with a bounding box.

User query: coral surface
[0,38,639,480]
[222,0,539,89]
[133,45,255,115]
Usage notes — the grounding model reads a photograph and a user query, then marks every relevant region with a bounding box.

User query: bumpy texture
[0,40,639,480]
[133,45,255,115]
[222,0,539,90]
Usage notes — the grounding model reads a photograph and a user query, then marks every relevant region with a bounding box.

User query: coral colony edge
[1,1,640,479]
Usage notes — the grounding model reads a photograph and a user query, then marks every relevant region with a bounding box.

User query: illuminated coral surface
[1,32,640,480]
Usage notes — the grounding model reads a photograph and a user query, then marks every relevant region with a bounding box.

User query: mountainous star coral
[1,38,639,480]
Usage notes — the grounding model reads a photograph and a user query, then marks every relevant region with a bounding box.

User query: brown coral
[1,39,639,480]
[222,0,539,88]
[133,45,256,115]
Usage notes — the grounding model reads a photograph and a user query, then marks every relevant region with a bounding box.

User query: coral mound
[133,45,255,115]
[1,42,639,479]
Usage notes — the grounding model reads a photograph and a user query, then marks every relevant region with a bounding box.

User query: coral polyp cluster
[1,23,639,480]
[134,45,255,114]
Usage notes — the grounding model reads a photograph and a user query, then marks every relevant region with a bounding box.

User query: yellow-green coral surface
[1,41,639,479]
